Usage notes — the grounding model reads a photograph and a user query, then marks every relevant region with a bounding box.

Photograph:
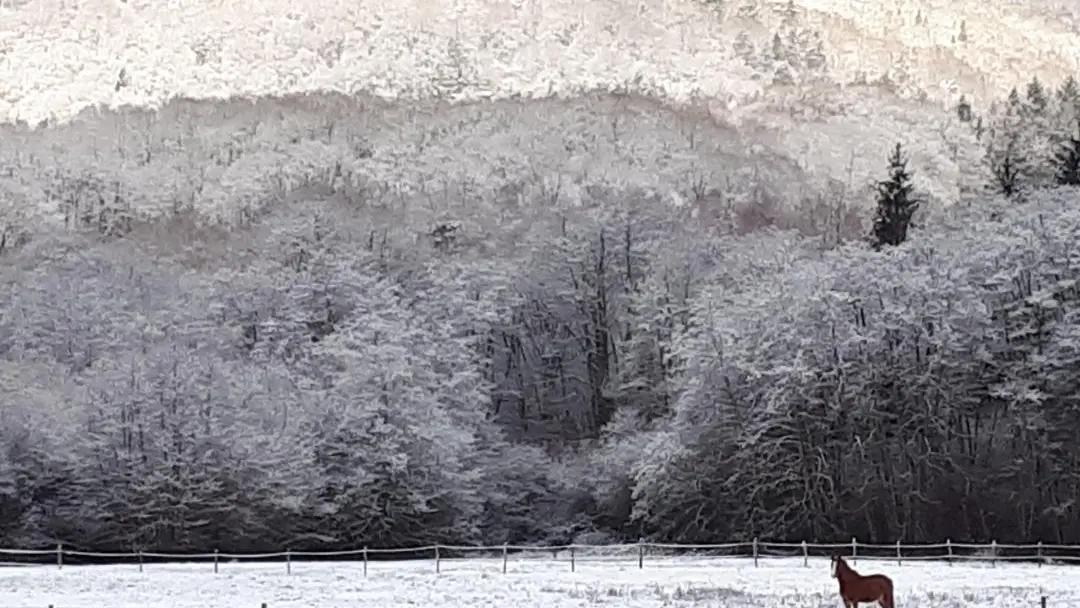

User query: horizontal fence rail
[1,539,1080,573]
[2,542,1080,574]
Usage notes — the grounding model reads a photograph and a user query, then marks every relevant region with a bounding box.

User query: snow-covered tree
[870,143,919,248]
[1053,121,1080,186]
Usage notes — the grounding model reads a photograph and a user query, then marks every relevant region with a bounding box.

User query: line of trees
[0,76,1079,554]
[978,76,1080,195]
[874,75,1080,250]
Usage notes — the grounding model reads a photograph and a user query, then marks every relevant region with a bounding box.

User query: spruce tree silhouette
[1053,121,1080,186]
[871,143,920,250]
[992,142,1022,197]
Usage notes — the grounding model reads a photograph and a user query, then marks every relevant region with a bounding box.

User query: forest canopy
[2,82,1080,553]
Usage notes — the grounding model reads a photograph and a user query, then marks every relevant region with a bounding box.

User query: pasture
[0,554,1075,608]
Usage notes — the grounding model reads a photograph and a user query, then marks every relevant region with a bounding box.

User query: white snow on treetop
[0,0,1077,124]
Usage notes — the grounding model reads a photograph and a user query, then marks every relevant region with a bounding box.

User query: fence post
[638,537,645,569]
[57,543,62,569]
[213,549,219,574]
[946,538,953,565]
[570,545,576,572]
[851,537,857,565]
[752,537,759,568]
[1042,595,1048,608]
[991,540,997,567]
[138,550,144,573]
[896,540,902,566]
[435,545,441,573]
[1037,541,1043,567]
[363,546,368,578]
[801,540,808,567]
[286,549,291,575]
[502,543,508,574]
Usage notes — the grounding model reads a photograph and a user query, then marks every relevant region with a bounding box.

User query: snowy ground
[0,555,1075,608]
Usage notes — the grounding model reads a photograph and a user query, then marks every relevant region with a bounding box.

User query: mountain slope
[0,0,1076,229]
[1,0,1076,124]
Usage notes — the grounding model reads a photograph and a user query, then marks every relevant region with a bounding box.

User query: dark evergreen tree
[733,31,755,63]
[1057,76,1079,107]
[1022,77,1057,183]
[1057,76,1080,127]
[870,143,920,249]
[781,0,798,26]
[1026,77,1048,116]
[985,83,1043,191]
[1053,121,1080,186]
[991,140,1022,197]
[1007,86,1023,113]
[957,94,972,122]
[771,32,784,59]
[803,30,828,72]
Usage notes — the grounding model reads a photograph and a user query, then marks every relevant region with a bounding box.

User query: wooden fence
[3,538,1079,572]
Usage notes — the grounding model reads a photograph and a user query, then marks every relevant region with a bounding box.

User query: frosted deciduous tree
[298,266,493,548]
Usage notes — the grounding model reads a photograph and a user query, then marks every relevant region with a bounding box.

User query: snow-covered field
[0,556,1075,608]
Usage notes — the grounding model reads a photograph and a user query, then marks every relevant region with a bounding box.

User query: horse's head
[830,555,844,578]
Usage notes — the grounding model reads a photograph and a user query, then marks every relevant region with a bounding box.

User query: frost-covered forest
[1,71,1080,554]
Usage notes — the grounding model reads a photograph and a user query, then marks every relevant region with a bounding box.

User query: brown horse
[830,555,895,608]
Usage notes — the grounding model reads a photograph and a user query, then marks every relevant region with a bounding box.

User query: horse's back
[840,573,893,602]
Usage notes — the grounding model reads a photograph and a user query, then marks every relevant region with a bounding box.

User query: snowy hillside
[1,0,1077,124]
[1,0,1069,215]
